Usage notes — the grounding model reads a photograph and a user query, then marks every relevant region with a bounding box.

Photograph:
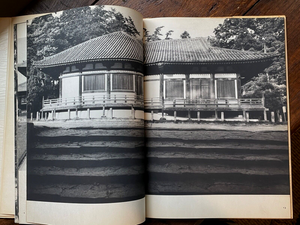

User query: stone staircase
[146,128,290,195]
[27,124,145,203]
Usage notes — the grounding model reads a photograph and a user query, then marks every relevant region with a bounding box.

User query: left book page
[0,17,14,218]
[14,5,145,225]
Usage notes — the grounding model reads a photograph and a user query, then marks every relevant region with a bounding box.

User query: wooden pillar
[197,110,200,121]
[68,109,70,119]
[76,108,78,118]
[276,110,280,123]
[36,112,39,121]
[221,111,224,121]
[243,110,246,121]
[102,106,106,117]
[185,74,190,101]
[110,108,113,119]
[271,111,275,123]
[188,109,191,120]
[87,108,90,119]
[45,113,48,120]
[279,115,283,123]
[131,106,135,119]
[210,73,215,99]
[215,110,218,120]
[282,106,287,122]
[79,74,82,99]
[151,110,154,122]
[159,63,164,99]
[264,110,268,121]
[246,112,249,122]
[174,111,177,122]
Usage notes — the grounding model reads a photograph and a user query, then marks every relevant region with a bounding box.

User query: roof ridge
[145,36,208,44]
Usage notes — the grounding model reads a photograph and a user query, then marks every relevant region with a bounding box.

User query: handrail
[43,95,264,110]
[43,94,144,109]
[144,97,264,108]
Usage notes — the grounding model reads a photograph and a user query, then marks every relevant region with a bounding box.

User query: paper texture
[0,17,14,217]
[27,198,145,225]
[146,195,291,218]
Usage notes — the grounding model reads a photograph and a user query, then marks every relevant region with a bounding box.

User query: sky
[143,17,225,39]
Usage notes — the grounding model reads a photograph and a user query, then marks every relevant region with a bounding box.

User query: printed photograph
[143,17,290,195]
[24,5,145,203]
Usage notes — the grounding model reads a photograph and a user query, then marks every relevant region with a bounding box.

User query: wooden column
[110,108,113,119]
[264,110,268,121]
[210,73,215,99]
[185,74,190,101]
[87,108,90,119]
[221,112,224,121]
[271,111,275,123]
[131,106,135,119]
[103,62,113,96]
[102,106,106,118]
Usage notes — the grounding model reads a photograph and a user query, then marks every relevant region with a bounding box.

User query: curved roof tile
[144,37,277,65]
[34,31,143,68]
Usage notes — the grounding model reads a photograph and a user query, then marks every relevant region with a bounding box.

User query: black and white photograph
[143,17,290,195]
[23,5,145,204]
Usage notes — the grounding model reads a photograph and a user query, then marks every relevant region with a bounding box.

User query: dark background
[1,0,300,224]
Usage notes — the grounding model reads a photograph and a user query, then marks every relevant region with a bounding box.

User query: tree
[165,30,174,40]
[150,26,164,41]
[210,18,286,111]
[180,31,191,39]
[143,26,165,42]
[27,6,141,116]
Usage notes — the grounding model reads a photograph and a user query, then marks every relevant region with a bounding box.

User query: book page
[14,6,145,225]
[0,14,46,220]
[143,17,292,219]
[0,17,13,218]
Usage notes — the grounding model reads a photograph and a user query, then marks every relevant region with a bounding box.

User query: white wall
[144,75,160,100]
[61,75,79,99]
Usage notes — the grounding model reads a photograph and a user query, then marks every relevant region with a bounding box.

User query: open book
[0,5,292,224]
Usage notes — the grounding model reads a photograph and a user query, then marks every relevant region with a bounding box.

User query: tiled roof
[144,37,277,65]
[34,32,143,68]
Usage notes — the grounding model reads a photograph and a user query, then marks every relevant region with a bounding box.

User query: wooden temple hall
[34,31,277,122]
[143,37,277,122]
[34,31,144,120]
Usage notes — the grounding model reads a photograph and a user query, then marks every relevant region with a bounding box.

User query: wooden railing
[43,94,144,109]
[144,97,264,109]
[43,95,264,110]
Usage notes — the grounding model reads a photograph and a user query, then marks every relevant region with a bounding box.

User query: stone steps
[27,126,145,203]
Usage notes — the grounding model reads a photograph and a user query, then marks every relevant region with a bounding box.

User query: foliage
[143,26,164,42]
[143,27,175,41]
[165,30,174,40]
[180,31,191,39]
[27,6,140,114]
[210,18,286,111]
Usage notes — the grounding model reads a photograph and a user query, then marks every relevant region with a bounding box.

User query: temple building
[34,31,144,120]
[34,32,277,122]
[143,37,277,122]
